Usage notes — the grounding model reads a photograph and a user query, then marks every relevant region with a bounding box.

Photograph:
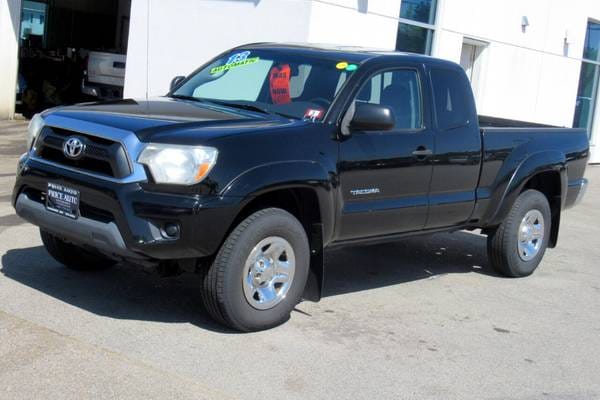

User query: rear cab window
[430,67,476,130]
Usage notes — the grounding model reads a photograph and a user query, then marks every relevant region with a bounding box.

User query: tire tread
[201,208,275,331]
[487,189,550,277]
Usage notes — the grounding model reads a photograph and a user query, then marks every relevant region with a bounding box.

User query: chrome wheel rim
[242,236,295,310]
[517,209,545,261]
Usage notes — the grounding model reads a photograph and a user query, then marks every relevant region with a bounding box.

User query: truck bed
[473,125,589,227]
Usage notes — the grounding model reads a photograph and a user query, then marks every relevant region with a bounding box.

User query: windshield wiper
[170,96,298,119]
[170,95,250,111]
[208,100,271,115]
[211,101,301,119]
[168,94,207,103]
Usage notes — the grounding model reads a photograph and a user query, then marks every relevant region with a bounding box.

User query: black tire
[201,208,310,332]
[40,229,117,271]
[487,189,551,277]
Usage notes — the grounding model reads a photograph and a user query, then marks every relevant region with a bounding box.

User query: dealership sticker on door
[210,51,260,74]
[46,182,80,219]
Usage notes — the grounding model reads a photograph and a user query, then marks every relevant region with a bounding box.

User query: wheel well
[232,188,322,234]
[521,171,562,247]
[522,171,561,200]
[228,187,324,301]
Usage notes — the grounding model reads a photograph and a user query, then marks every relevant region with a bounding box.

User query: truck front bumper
[13,157,242,262]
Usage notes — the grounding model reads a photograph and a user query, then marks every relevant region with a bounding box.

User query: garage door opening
[16,0,131,118]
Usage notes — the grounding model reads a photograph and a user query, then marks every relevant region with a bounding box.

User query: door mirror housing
[349,103,395,132]
[170,76,186,92]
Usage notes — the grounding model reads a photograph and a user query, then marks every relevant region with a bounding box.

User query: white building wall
[123,0,149,99]
[434,0,582,126]
[0,0,22,120]
[125,0,313,98]
[432,0,600,161]
[306,0,400,49]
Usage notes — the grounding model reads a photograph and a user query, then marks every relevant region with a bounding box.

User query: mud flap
[302,223,324,302]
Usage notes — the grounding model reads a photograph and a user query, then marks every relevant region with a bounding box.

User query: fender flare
[486,151,567,240]
[220,160,336,301]
[220,160,335,229]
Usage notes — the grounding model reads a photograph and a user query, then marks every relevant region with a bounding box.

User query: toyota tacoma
[13,44,589,331]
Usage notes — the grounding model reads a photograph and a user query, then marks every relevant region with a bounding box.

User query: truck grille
[34,126,132,179]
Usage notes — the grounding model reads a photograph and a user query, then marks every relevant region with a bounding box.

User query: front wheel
[487,189,551,277]
[201,208,310,332]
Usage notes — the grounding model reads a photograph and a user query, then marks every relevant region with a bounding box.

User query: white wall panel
[434,0,596,127]
[307,0,400,49]
[0,0,21,119]
[125,0,312,98]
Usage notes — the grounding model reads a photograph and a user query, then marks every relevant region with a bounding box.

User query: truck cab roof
[234,42,461,70]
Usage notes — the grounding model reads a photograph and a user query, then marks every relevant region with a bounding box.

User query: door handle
[412,147,432,158]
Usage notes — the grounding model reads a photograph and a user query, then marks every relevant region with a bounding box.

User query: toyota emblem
[63,137,86,159]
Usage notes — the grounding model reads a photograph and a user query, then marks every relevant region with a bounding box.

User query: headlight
[138,144,218,185]
[26,113,44,150]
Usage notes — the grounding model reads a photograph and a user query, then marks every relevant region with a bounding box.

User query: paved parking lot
[1,119,599,399]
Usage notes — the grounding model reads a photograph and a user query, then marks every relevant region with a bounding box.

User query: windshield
[172,49,361,121]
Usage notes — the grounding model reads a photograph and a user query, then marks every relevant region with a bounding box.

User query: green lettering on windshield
[210,57,260,74]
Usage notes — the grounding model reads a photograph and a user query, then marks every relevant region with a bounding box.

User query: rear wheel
[201,208,310,332]
[487,189,551,277]
[40,229,117,271]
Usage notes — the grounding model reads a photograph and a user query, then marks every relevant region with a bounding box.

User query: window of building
[396,0,437,55]
[583,21,600,61]
[400,0,437,24]
[396,24,434,54]
[573,20,600,138]
[431,68,476,130]
[355,69,423,129]
[20,1,47,46]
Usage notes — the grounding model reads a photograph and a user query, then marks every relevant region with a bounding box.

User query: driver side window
[356,69,422,129]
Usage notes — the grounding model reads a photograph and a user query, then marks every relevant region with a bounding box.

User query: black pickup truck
[13,44,589,331]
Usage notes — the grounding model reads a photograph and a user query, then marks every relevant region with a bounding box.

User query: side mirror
[170,76,186,92]
[349,103,395,132]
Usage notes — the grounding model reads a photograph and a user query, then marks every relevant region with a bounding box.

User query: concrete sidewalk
[1,120,599,399]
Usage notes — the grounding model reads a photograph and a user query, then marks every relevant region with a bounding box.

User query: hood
[48,97,304,144]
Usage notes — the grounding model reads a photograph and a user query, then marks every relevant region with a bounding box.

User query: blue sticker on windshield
[210,51,260,74]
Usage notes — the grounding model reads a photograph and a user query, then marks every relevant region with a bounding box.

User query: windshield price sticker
[304,108,324,121]
[210,51,260,74]
[269,64,292,105]
[336,61,358,72]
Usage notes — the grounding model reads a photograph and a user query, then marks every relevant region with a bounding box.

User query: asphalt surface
[1,119,599,399]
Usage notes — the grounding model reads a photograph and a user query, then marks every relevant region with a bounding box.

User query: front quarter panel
[203,122,339,244]
[220,160,337,245]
